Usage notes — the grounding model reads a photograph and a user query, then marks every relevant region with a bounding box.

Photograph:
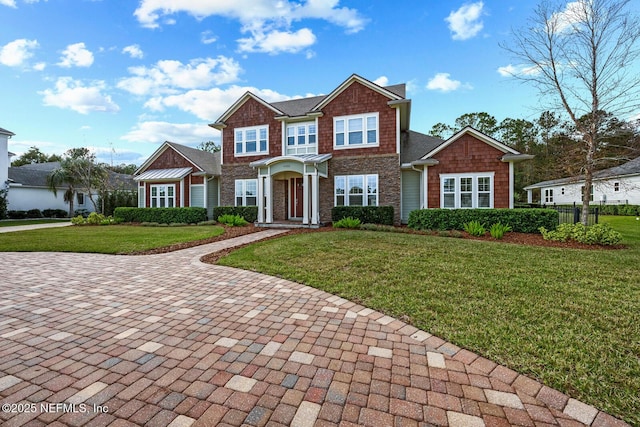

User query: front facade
[134,76,529,226]
[524,156,640,205]
[209,75,529,226]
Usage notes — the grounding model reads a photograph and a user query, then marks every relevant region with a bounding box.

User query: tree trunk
[581,138,596,225]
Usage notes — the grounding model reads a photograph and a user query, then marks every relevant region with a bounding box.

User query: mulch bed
[130,224,625,258]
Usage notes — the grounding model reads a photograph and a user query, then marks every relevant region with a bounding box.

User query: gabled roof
[211,92,285,128]
[524,156,640,190]
[311,74,404,112]
[420,126,520,159]
[0,127,15,137]
[210,74,408,127]
[135,142,220,176]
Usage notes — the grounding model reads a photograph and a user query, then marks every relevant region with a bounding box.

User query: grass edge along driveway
[0,225,225,254]
[217,219,640,426]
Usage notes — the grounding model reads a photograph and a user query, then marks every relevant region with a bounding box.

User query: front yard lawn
[217,217,640,425]
[0,225,225,254]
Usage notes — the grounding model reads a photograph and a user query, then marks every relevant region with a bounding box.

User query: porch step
[255,222,322,229]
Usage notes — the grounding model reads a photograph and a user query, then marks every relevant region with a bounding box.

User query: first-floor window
[150,184,175,208]
[614,182,620,192]
[77,193,85,206]
[335,174,378,206]
[581,185,594,202]
[235,179,257,206]
[544,188,554,203]
[440,174,493,209]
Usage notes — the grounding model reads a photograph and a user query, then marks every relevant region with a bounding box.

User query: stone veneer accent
[220,164,256,207]
[321,154,401,225]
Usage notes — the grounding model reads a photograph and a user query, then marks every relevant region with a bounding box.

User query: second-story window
[334,113,379,149]
[235,125,268,156]
[286,122,317,155]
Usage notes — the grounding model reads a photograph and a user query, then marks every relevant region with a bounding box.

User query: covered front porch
[250,154,331,227]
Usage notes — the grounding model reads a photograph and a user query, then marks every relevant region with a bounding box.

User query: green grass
[0,225,225,254]
[600,215,640,244]
[0,219,70,227]
[218,216,640,425]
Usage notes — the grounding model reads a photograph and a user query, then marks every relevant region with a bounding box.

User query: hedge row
[598,204,640,216]
[114,207,207,224]
[331,206,394,225]
[213,206,258,223]
[7,209,68,219]
[407,208,559,233]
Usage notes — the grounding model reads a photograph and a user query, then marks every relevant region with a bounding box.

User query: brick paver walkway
[0,230,630,426]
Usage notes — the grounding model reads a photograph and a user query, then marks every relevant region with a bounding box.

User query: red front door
[290,177,303,218]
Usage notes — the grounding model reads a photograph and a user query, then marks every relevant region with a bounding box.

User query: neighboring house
[1,127,15,190]
[134,142,221,219]
[7,162,136,213]
[524,156,640,205]
[206,74,531,226]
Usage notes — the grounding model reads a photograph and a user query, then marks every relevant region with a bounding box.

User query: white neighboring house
[524,156,640,205]
[1,127,14,191]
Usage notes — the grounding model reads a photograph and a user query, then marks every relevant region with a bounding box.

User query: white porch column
[257,176,265,223]
[265,175,273,223]
[311,173,320,225]
[423,166,429,209]
[509,162,515,209]
[303,174,310,225]
[527,189,533,204]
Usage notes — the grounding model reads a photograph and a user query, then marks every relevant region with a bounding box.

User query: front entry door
[289,177,303,218]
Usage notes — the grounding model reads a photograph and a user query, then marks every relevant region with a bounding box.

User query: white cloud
[120,121,215,144]
[373,76,389,86]
[134,0,366,54]
[58,42,94,68]
[122,44,144,59]
[201,31,217,44]
[497,64,540,77]
[445,2,484,41]
[550,1,589,33]
[40,77,120,114]
[0,38,38,67]
[144,85,290,121]
[0,0,16,7]
[426,73,472,92]
[117,56,242,96]
[238,28,316,54]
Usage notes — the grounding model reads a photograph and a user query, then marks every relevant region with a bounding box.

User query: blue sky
[1,0,638,166]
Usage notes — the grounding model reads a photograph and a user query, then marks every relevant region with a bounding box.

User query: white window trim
[544,188,554,203]
[150,184,176,208]
[285,121,318,155]
[333,112,379,150]
[440,173,494,209]
[334,174,378,207]
[235,179,258,207]
[234,125,269,157]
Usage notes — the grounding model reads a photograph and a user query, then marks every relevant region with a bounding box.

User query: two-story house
[136,74,531,225]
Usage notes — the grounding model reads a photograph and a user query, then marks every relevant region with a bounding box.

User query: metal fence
[543,203,599,225]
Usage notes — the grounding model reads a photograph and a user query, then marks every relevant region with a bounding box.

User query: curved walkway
[0,230,629,427]
[0,221,72,233]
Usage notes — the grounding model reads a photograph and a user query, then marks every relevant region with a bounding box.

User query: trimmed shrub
[7,210,28,219]
[26,209,43,218]
[74,209,90,218]
[97,190,138,216]
[331,206,394,225]
[598,204,639,216]
[217,214,248,227]
[333,217,361,229]
[114,207,207,224]
[408,208,558,233]
[213,206,258,223]
[539,223,622,245]
[42,209,68,218]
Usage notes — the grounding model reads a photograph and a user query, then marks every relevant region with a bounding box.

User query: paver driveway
[0,230,629,427]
